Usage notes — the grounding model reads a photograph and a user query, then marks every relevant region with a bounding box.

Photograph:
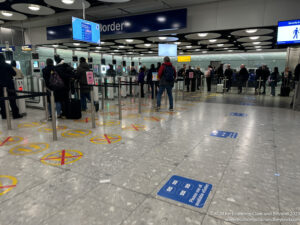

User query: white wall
[23,0,300,45]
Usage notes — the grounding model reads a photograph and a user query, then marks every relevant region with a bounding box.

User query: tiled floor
[0,91,300,225]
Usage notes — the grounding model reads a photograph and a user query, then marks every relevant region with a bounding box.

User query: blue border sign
[210,130,238,139]
[157,175,212,208]
[230,112,248,117]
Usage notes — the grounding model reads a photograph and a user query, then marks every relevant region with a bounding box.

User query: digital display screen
[72,17,100,44]
[33,61,39,68]
[277,19,300,45]
[73,63,77,69]
[72,56,78,62]
[159,44,177,57]
[123,68,126,73]
[32,53,39,59]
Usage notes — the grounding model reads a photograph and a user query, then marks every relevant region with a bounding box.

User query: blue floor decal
[210,130,238,139]
[230,112,248,117]
[157,175,212,208]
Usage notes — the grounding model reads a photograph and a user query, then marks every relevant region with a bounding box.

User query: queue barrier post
[293,81,298,111]
[43,86,49,120]
[90,87,96,129]
[50,91,57,141]
[175,80,179,102]
[4,87,12,130]
[139,83,142,114]
[118,78,122,120]
[104,77,108,99]
[165,87,168,106]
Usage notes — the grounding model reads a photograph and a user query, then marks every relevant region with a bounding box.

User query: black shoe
[13,114,23,119]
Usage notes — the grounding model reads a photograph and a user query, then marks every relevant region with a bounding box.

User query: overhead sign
[46,9,187,40]
[278,19,300,45]
[178,56,191,62]
[158,175,212,208]
[21,45,32,51]
[0,46,15,52]
[210,130,238,139]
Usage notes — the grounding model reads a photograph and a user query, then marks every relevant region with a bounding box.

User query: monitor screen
[158,44,177,57]
[32,53,39,59]
[277,19,300,45]
[33,61,39,68]
[101,59,106,65]
[112,59,116,65]
[73,63,78,69]
[88,57,93,63]
[72,17,100,44]
[72,56,78,62]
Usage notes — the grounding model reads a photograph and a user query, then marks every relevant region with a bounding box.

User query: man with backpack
[156,56,176,111]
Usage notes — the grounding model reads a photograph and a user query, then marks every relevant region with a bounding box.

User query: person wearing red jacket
[156,56,177,111]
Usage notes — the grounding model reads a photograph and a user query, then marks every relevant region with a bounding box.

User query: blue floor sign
[157,175,212,208]
[230,112,248,117]
[241,102,254,106]
[210,130,238,139]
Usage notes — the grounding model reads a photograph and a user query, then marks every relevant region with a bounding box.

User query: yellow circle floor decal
[38,126,68,133]
[90,134,122,144]
[0,136,24,147]
[62,129,92,138]
[18,122,42,128]
[75,118,99,123]
[122,124,146,131]
[40,150,83,166]
[97,120,120,127]
[9,143,49,156]
[0,175,18,196]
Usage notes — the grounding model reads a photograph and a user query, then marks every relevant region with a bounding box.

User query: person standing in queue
[195,67,204,90]
[156,56,176,111]
[237,64,249,94]
[11,60,24,79]
[138,66,146,98]
[261,65,270,95]
[224,64,233,92]
[217,64,224,83]
[154,62,162,97]
[205,65,213,92]
[186,66,195,92]
[147,64,156,99]
[42,58,63,119]
[270,67,279,96]
[106,64,116,77]
[54,55,75,117]
[76,57,91,111]
[0,54,22,119]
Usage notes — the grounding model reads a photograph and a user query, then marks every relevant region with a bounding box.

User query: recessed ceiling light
[253,42,261,45]
[186,46,192,49]
[158,37,167,40]
[52,45,59,48]
[198,33,208,37]
[202,51,207,54]
[126,39,134,43]
[228,35,231,38]
[144,44,151,47]
[61,0,74,5]
[73,43,80,46]
[1,11,13,17]
[246,29,258,34]
[195,49,201,51]
[140,54,144,56]
[148,51,153,53]
[157,16,166,23]
[76,48,81,50]
[28,4,41,11]
[255,46,262,48]
[114,50,119,52]
[224,48,229,50]
[179,52,184,55]
[250,36,260,40]
[228,50,233,52]
[209,39,217,43]
[96,46,102,49]
[119,45,125,48]
[217,44,224,47]
[101,41,105,44]
[95,50,100,53]
[256,49,262,51]
[175,42,181,45]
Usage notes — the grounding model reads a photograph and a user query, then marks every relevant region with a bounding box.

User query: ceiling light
[202,51,207,54]
[119,45,125,48]
[158,37,167,40]
[96,46,102,49]
[95,50,100,53]
[228,35,231,38]
[217,44,224,47]
[61,0,74,5]
[195,49,200,51]
[246,29,258,34]
[255,46,262,48]
[28,4,41,11]
[198,33,208,37]
[228,50,233,52]
[253,42,261,45]
[186,46,192,49]
[73,43,80,46]
[76,48,81,50]
[148,51,153,53]
[209,39,217,43]
[101,41,105,44]
[256,49,262,51]
[157,16,166,23]
[144,44,151,47]
[140,54,144,56]
[114,50,119,52]
[179,52,184,55]
[52,45,59,48]
[1,11,13,17]
[126,39,134,43]
[250,36,260,40]
[224,48,229,50]
[175,42,181,45]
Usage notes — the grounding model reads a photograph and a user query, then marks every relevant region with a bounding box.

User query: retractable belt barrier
[1,87,57,141]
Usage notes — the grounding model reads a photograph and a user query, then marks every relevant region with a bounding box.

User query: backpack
[164,65,175,82]
[49,70,64,90]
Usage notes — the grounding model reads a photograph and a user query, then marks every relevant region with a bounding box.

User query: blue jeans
[270,82,276,96]
[81,93,91,111]
[48,102,62,117]
[157,85,173,109]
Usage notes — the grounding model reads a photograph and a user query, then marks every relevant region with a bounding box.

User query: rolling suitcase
[65,99,82,119]
[217,84,224,93]
[280,79,290,97]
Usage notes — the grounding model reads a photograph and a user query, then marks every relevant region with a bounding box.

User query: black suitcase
[65,99,82,119]
[281,87,290,97]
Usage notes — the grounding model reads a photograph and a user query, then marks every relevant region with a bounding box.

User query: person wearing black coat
[237,64,249,94]
[195,67,204,90]
[0,54,22,119]
[261,65,270,94]
[147,64,157,99]
[76,57,91,111]
[42,58,62,119]
[185,66,195,92]
[224,64,233,92]
[54,55,75,117]
[270,67,279,96]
